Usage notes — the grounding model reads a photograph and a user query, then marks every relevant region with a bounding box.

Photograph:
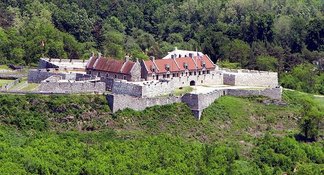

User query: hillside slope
[0,90,323,174]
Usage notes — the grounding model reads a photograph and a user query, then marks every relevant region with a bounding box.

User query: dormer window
[165,64,170,71]
[151,65,156,72]
[201,61,206,68]
[183,63,188,69]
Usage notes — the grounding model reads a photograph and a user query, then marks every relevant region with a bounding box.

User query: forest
[0,0,323,94]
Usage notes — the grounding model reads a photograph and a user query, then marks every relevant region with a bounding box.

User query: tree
[299,106,322,141]
[220,39,251,67]
[305,18,324,51]
[255,55,278,71]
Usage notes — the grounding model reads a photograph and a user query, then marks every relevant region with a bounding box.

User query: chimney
[98,52,102,58]
[91,52,95,57]
[175,47,178,51]
[150,56,155,62]
[125,55,130,62]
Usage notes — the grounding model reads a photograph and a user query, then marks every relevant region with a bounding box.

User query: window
[182,72,184,76]
[173,73,176,77]
[186,72,188,76]
[98,72,101,77]
[114,75,117,78]
[123,75,126,80]
[203,71,206,74]
[106,74,109,78]
[207,70,210,74]
[194,72,197,75]
[167,74,170,78]
[189,72,192,76]
[163,74,166,78]
[199,71,201,75]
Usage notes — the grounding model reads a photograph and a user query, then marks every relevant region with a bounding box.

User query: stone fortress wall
[112,70,223,97]
[221,68,279,87]
[39,76,105,94]
[107,94,182,113]
[110,68,278,98]
[28,69,78,83]
[107,87,282,119]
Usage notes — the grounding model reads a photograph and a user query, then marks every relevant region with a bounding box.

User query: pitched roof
[86,56,135,75]
[143,55,215,74]
[143,58,180,74]
[163,48,204,59]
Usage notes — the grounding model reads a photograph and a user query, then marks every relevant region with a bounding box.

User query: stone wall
[28,69,77,83]
[222,69,278,87]
[107,94,181,112]
[181,89,225,119]
[0,78,21,91]
[38,59,59,69]
[130,61,142,81]
[112,80,143,97]
[111,71,223,98]
[227,87,282,100]
[39,81,106,93]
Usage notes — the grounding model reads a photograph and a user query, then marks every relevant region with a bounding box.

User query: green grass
[0,91,322,174]
[0,65,10,70]
[314,96,324,108]
[20,83,39,91]
[172,86,193,96]
[0,79,14,86]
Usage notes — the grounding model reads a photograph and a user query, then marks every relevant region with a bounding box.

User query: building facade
[141,52,216,83]
[86,55,141,82]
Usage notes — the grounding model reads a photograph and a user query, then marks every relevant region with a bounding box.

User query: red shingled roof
[86,56,135,75]
[143,55,215,74]
[143,58,180,74]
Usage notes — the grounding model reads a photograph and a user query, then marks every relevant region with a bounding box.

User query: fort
[5,48,282,119]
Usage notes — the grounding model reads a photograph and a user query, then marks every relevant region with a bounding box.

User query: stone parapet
[39,81,105,94]
[106,94,181,113]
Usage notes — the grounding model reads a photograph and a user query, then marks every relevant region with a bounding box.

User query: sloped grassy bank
[0,91,322,174]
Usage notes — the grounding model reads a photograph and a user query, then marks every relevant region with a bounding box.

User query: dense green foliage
[0,91,323,174]
[0,0,323,64]
[0,0,323,93]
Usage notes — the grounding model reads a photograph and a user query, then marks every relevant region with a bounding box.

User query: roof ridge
[152,59,159,72]
[191,56,198,69]
[172,58,181,71]
[86,56,95,68]
[93,57,100,68]
[205,55,215,66]
[120,60,128,73]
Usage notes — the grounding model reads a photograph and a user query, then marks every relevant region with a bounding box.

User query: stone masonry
[107,87,282,119]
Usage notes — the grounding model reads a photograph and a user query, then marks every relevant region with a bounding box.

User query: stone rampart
[222,69,278,87]
[28,69,77,83]
[227,87,282,100]
[0,78,21,91]
[111,72,224,98]
[112,81,143,97]
[107,94,181,112]
[39,81,105,94]
[181,89,225,119]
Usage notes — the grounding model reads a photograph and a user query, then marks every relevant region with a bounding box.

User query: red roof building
[86,56,141,81]
[141,54,216,81]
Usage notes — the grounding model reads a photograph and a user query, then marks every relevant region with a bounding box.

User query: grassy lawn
[21,83,39,91]
[0,65,10,70]
[0,79,14,86]
[172,86,193,96]
[314,96,324,108]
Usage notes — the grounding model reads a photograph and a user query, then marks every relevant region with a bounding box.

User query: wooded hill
[0,0,323,94]
[0,90,323,174]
